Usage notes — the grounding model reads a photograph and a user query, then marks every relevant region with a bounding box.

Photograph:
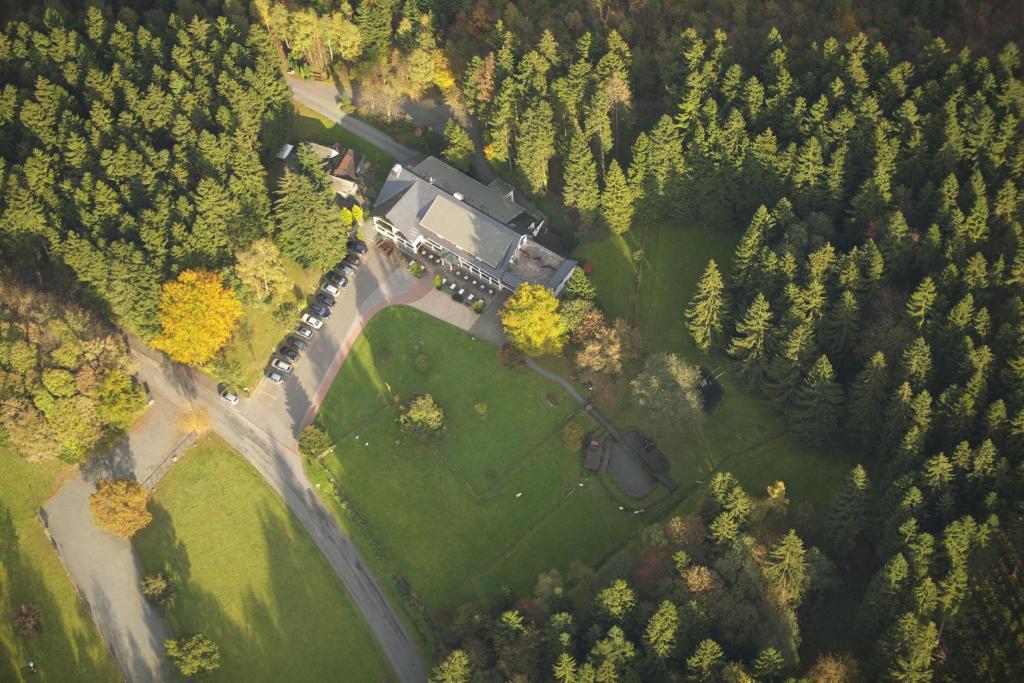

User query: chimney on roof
[453,192,464,201]
[428,176,435,184]
[391,163,402,177]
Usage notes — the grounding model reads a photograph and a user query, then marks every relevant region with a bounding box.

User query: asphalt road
[132,248,430,683]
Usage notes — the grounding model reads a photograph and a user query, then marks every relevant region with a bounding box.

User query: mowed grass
[315,306,651,610]
[133,436,390,682]
[576,219,859,528]
[0,451,119,683]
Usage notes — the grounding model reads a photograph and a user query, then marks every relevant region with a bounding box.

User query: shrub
[409,261,424,277]
[9,604,42,639]
[433,274,443,289]
[89,480,152,538]
[141,573,175,606]
[165,633,220,677]
[400,394,445,434]
[415,353,431,372]
[562,421,585,454]
[472,300,484,313]
[499,343,524,368]
[299,424,333,458]
[474,402,488,417]
[272,300,299,325]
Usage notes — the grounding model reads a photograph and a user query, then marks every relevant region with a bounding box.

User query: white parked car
[271,357,293,374]
[220,389,239,405]
[295,324,314,339]
[266,370,284,384]
[301,313,323,329]
[320,281,341,297]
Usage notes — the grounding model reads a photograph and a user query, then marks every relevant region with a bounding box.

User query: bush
[141,573,175,606]
[415,353,431,372]
[89,480,152,538]
[562,421,585,454]
[9,604,42,639]
[433,274,443,289]
[272,300,299,325]
[299,424,333,458]
[499,343,524,368]
[165,633,220,677]
[474,402,488,417]
[409,261,424,277]
[472,300,484,313]
[399,394,445,434]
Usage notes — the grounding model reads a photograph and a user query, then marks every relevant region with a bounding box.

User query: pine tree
[820,289,861,359]
[825,464,871,558]
[765,529,809,607]
[848,352,890,445]
[441,120,474,172]
[563,267,597,300]
[728,292,775,389]
[517,100,556,192]
[687,639,724,681]
[733,206,772,297]
[686,260,728,352]
[906,277,938,332]
[752,647,786,681]
[563,128,600,221]
[552,653,576,683]
[900,337,933,390]
[643,600,679,659]
[884,613,939,683]
[788,355,844,446]
[599,159,634,234]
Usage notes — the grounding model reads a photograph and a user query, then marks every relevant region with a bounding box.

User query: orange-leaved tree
[153,269,242,365]
[89,479,152,538]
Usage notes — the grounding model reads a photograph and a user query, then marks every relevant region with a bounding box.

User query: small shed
[276,143,294,161]
[584,437,609,472]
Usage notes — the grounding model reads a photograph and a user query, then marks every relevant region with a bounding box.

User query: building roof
[276,143,294,160]
[412,157,524,224]
[304,142,340,160]
[334,148,363,179]
[419,195,518,269]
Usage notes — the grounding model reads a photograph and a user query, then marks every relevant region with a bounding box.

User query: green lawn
[133,436,390,682]
[0,451,120,683]
[313,306,651,612]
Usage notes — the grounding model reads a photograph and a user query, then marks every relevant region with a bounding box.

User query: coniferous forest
[2,1,1024,682]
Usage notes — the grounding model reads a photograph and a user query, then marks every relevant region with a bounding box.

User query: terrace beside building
[371,157,576,294]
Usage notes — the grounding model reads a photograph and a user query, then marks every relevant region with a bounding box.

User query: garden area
[310,306,654,615]
[0,450,118,682]
[133,436,389,682]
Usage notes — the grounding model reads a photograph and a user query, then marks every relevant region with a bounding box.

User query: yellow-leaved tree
[499,283,568,357]
[153,269,242,365]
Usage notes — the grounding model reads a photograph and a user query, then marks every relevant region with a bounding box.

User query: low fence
[140,431,198,492]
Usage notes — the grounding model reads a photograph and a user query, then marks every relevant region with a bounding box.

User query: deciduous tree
[152,270,242,366]
[165,633,221,678]
[89,479,152,538]
[500,283,568,356]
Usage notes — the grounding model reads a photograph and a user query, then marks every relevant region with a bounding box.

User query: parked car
[301,313,324,329]
[295,324,314,339]
[288,336,309,351]
[343,253,361,267]
[220,389,239,405]
[335,263,355,278]
[349,240,368,255]
[325,270,348,287]
[309,304,331,319]
[315,292,336,308]
[271,357,293,373]
[320,281,341,297]
[266,370,284,384]
[279,345,300,362]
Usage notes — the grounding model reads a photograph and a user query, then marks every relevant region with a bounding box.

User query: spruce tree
[600,159,635,234]
[848,352,890,445]
[820,289,861,359]
[563,128,600,221]
[517,99,556,192]
[686,260,728,353]
[733,206,773,297]
[765,529,809,606]
[900,337,933,390]
[906,277,938,332]
[788,354,845,446]
[825,464,871,559]
[728,292,775,389]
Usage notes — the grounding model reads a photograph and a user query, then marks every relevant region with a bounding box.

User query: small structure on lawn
[584,437,610,472]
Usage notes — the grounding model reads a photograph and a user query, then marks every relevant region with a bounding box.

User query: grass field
[313,306,651,612]
[0,451,119,683]
[133,436,390,682]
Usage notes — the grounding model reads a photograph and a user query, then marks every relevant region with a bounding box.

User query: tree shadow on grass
[0,502,113,681]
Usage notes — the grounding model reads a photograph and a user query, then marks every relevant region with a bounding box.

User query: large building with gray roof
[371,157,577,294]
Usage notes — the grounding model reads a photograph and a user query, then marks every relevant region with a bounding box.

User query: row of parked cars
[264,239,368,385]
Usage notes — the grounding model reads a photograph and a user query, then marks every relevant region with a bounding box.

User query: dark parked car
[343,253,361,267]
[315,292,336,308]
[288,336,308,351]
[279,345,300,361]
[349,240,368,255]
[325,270,348,287]
[335,263,355,278]
[295,324,314,339]
[309,304,331,319]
